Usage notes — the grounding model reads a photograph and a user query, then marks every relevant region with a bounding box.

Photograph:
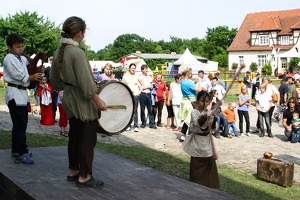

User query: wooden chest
[257,158,294,187]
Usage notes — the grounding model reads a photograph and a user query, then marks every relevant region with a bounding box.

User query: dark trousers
[68,118,97,178]
[215,113,229,135]
[52,90,58,121]
[140,93,155,126]
[166,105,174,118]
[238,110,250,133]
[152,99,164,124]
[8,99,29,155]
[269,106,275,126]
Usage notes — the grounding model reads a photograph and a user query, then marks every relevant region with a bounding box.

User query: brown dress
[183,109,219,189]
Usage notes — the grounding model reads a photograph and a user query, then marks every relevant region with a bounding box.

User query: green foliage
[212,47,228,69]
[0,11,61,61]
[250,62,258,72]
[289,58,300,67]
[262,62,272,75]
[203,26,238,68]
[231,62,238,70]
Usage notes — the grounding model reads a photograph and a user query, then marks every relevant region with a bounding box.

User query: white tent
[173,48,218,73]
[173,48,202,66]
[89,61,121,72]
[278,40,300,58]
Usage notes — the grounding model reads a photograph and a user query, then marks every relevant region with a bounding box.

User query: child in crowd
[291,112,300,143]
[255,83,273,137]
[237,85,251,136]
[165,81,175,129]
[39,76,55,125]
[58,90,68,137]
[211,90,231,138]
[222,102,239,136]
[182,90,219,189]
[3,33,44,164]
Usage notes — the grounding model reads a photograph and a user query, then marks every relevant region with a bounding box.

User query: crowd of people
[3,16,299,190]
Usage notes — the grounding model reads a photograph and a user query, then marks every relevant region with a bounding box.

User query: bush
[250,62,258,72]
[262,62,272,75]
[231,63,238,70]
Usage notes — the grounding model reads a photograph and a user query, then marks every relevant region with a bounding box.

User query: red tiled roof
[227,9,300,52]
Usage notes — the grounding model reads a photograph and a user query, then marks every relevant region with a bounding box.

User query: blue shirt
[180,79,197,97]
[238,94,250,111]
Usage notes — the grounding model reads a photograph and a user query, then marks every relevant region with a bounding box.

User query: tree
[202,26,238,68]
[0,11,61,62]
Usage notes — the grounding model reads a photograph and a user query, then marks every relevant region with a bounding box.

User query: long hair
[61,16,86,38]
[197,90,213,102]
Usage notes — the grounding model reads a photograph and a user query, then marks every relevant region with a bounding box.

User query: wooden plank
[0,147,240,200]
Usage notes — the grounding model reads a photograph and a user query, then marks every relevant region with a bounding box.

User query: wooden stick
[210,66,245,160]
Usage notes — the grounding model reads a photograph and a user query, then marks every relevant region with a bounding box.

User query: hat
[215,72,220,76]
[246,71,250,74]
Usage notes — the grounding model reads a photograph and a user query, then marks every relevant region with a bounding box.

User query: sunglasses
[289,102,295,104]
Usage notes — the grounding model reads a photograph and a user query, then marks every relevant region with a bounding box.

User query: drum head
[98,81,135,135]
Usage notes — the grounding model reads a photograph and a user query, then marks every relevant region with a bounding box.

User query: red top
[153,79,166,102]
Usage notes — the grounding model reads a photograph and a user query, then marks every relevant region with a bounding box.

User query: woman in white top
[122,63,144,132]
[168,74,183,131]
[263,76,280,125]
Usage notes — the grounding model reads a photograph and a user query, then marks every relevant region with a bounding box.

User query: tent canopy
[278,40,300,58]
[173,48,202,65]
[89,61,121,72]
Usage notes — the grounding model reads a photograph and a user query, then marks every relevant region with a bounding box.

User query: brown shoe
[215,135,220,139]
[226,134,232,138]
[157,123,163,127]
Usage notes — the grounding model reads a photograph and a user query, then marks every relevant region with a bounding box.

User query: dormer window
[259,35,268,45]
[281,36,289,45]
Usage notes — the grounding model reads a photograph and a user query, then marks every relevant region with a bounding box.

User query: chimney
[135,51,141,54]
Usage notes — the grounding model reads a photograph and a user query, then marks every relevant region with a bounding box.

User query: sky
[1,0,300,51]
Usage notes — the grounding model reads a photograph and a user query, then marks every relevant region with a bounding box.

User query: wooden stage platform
[0,147,241,200]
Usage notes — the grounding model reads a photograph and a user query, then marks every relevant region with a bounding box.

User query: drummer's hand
[92,94,107,111]
[97,98,107,111]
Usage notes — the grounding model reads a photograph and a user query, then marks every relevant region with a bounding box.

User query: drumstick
[106,105,127,109]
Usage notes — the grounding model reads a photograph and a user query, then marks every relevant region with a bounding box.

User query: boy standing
[3,33,44,164]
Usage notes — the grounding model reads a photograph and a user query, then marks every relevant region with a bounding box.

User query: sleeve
[272,85,279,94]
[73,50,97,99]
[3,54,30,84]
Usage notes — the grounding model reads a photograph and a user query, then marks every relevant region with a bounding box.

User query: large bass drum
[97,80,135,135]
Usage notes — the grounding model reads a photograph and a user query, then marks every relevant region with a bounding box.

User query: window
[258,55,267,67]
[239,56,244,65]
[281,58,287,69]
[281,36,289,45]
[259,35,268,45]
